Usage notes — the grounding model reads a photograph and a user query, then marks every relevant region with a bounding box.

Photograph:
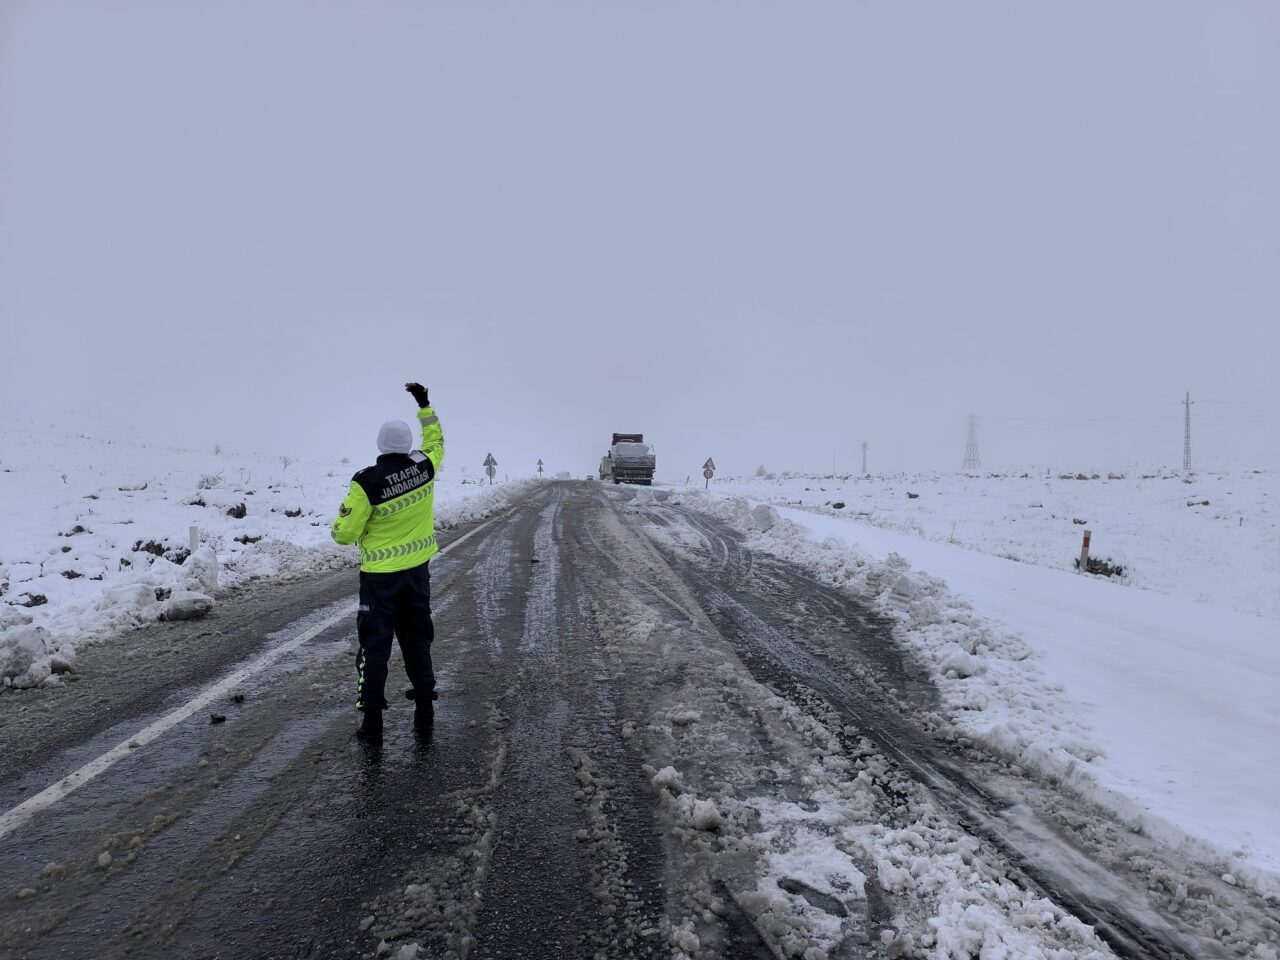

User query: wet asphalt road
[0,484,670,960]
[0,482,1261,959]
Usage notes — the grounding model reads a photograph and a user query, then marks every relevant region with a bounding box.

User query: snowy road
[0,483,1270,960]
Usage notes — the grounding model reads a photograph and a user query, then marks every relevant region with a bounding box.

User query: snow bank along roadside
[0,430,536,690]
[672,489,1280,899]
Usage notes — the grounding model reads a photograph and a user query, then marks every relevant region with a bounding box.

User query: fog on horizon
[2,1,1277,480]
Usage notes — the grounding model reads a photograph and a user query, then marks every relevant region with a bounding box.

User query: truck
[599,433,656,485]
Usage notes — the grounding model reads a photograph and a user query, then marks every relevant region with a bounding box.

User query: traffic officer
[331,382,444,741]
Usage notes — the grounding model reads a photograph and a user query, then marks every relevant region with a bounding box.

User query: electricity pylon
[1183,391,1193,473]
[962,415,981,472]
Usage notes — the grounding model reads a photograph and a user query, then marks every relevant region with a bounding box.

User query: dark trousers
[355,561,436,711]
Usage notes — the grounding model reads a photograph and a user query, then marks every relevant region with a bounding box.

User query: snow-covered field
[673,470,1280,896]
[707,470,1280,620]
[0,425,532,690]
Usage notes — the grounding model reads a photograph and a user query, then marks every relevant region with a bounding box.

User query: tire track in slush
[558,492,669,960]
[469,515,521,664]
[469,490,600,960]
[653,501,1208,960]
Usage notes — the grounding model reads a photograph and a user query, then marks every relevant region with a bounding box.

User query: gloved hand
[405,382,430,408]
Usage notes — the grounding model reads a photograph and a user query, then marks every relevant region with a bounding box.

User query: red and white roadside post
[1078,529,1091,573]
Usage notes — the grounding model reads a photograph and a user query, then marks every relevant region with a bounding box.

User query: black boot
[356,709,383,742]
[414,699,434,731]
[405,688,436,731]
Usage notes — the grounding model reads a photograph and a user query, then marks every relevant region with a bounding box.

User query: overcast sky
[2,1,1277,479]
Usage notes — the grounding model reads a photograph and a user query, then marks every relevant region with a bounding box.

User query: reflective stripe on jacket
[331,406,444,572]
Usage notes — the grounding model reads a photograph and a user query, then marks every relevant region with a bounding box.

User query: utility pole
[861,442,868,476]
[962,415,981,472]
[1183,391,1193,473]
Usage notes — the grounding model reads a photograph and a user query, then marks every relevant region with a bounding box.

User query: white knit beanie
[376,420,413,454]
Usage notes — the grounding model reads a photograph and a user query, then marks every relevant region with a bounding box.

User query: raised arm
[406,382,444,476]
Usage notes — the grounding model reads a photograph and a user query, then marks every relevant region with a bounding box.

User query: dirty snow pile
[0,425,532,689]
[672,484,1280,897]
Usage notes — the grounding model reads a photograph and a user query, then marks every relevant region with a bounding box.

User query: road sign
[484,453,497,467]
[703,458,716,472]
[703,457,715,489]
[484,453,497,485]
[537,459,544,478]
[703,469,714,480]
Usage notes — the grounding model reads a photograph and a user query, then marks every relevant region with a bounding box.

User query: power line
[977,405,1170,424]
[1197,400,1280,406]
[977,394,1280,425]
[982,411,1276,429]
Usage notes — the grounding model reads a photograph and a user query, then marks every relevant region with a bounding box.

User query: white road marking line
[0,605,355,843]
[0,510,510,842]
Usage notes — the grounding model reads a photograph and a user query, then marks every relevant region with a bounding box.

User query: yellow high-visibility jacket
[331,407,444,572]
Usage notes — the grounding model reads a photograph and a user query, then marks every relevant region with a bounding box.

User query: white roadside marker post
[189,526,199,553]
[1078,529,1091,573]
